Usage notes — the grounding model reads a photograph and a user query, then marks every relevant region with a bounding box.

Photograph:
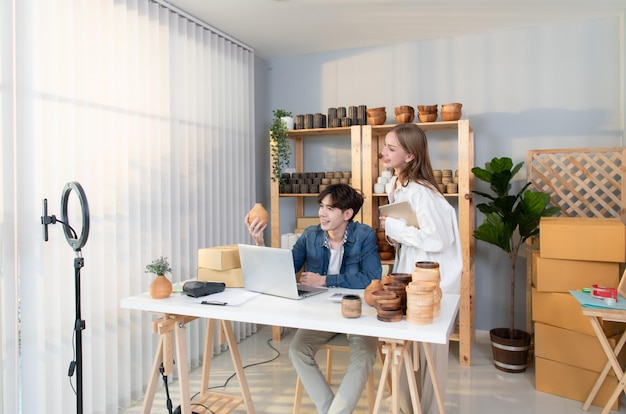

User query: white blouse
[384,176,462,294]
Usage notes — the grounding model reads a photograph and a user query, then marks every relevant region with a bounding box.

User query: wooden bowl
[376,308,403,322]
[389,273,413,284]
[441,103,462,112]
[395,113,415,124]
[394,105,414,115]
[417,104,438,113]
[418,113,438,123]
[368,114,386,125]
[379,251,394,260]
[376,296,401,310]
[370,290,398,303]
[441,111,461,121]
[367,107,386,113]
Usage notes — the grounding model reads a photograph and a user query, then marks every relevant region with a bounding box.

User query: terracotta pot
[150,275,172,299]
[364,280,383,307]
[247,203,269,225]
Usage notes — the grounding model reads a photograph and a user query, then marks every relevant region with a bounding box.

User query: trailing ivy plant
[269,109,293,183]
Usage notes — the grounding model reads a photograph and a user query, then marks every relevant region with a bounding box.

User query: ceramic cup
[385,182,394,194]
[374,183,385,194]
[341,294,362,318]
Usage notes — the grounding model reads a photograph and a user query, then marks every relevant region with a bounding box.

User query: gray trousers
[289,329,378,414]
[398,341,449,414]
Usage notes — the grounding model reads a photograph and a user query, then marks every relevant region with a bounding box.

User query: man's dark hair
[316,184,364,221]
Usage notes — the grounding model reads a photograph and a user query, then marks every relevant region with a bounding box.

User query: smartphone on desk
[327,292,345,303]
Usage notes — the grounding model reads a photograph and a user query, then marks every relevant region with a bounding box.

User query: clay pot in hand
[247,203,269,225]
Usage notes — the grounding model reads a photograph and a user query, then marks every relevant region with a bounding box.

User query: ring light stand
[41,181,89,414]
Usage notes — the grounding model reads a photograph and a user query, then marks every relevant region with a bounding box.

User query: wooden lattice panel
[527,147,626,223]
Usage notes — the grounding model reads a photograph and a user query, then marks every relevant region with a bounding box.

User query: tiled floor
[120,325,625,413]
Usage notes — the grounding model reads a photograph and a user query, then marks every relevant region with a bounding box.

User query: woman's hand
[379,215,387,230]
[379,215,398,244]
[244,214,267,246]
[299,271,326,287]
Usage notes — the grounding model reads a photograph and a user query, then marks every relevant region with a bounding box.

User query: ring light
[60,181,90,251]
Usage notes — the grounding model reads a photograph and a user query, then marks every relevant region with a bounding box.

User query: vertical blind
[1,0,257,413]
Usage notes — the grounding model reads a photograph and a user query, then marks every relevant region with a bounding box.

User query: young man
[246,183,382,413]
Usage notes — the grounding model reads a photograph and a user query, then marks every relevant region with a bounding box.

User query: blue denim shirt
[291,221,382,288]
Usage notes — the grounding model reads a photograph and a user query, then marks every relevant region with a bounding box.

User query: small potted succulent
[145,256,173,299]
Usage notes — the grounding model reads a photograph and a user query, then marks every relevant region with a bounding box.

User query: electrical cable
[181,329,284,413]
[160,363,174,414]
[207,336,281,390]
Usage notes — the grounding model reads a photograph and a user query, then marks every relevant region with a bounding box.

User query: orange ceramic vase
[150,275,173,299]
[248,203,269,225]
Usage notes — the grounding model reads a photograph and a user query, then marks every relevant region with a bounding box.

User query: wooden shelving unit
[361,120,475,366]
[269,120,476,366]
[270,125,362,248]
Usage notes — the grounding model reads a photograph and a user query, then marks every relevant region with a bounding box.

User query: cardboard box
[297,217,319,229]
[531,289,621,337]
[533,256,619,292]
[535,357,620,410]
[534,322,626,374]
[539,217,626,262]
[197,267,244,287]
[198,245,240,270]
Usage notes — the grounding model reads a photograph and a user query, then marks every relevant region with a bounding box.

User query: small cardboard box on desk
[197,245,244,287]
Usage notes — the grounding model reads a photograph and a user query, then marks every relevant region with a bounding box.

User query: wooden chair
[292,334,386,414]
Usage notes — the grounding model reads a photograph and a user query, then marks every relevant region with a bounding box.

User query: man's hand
[299,271,326,287]
[244,214,267,246]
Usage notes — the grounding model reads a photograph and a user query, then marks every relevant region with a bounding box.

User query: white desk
[122,288,460,414]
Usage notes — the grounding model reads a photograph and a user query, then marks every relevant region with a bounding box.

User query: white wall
[258,16,625,331]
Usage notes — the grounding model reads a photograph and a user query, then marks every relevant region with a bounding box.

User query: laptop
[238,244,328,299]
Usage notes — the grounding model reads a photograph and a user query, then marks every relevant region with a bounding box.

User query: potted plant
[269,109,293,183]
[472,157,559,373]
[145,256,173,299]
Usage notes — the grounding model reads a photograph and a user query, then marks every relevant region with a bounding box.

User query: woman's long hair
[391,123,443,195]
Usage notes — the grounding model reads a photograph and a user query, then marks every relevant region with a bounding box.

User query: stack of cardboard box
[197,245,244,287]
[532,217,626,409]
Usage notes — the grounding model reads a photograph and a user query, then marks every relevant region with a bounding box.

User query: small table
[122,289,459,414]
[578,305,626,413]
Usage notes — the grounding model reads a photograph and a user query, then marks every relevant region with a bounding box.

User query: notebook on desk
[237,244,328,300]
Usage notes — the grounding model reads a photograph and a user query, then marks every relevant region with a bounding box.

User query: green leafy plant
[269,109,293,183]
[472,157,559,334]
[145,256,172,276]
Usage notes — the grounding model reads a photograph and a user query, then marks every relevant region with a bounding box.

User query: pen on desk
[201,300,227,306]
